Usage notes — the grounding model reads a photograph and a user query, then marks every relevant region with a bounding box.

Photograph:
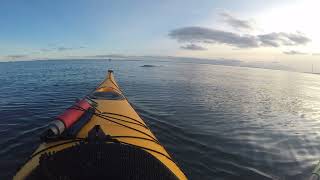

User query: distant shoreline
[2,57,318,76]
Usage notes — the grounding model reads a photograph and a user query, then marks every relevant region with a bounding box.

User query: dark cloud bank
[169,26,310,49]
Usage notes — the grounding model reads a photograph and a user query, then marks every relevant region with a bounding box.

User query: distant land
[0,55,301,73]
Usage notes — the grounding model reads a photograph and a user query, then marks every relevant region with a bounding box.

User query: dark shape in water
[141,65,157,67]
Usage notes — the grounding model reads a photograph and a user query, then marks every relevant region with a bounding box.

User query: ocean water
[1,59,320,180]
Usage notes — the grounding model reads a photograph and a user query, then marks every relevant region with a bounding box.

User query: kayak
[14,70,187,180]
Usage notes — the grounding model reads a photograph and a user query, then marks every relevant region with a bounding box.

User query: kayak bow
[14,70,187,180]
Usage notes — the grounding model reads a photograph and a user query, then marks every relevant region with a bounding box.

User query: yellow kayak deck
[14,70,187,180]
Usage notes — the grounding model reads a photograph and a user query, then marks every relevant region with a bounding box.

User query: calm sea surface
[1,59,320,180]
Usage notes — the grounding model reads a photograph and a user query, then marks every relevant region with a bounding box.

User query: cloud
[258,32,310,47]
[40,46,86,52]
[283,50,307,55]
[6,54,28,59]
[169,26,311,49]
[180,44,207,51]
[220,12,253,30]
[312,53,320,56]
[169,26,259,48]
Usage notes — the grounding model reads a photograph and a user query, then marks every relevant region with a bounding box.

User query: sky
[1,0,320,71]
